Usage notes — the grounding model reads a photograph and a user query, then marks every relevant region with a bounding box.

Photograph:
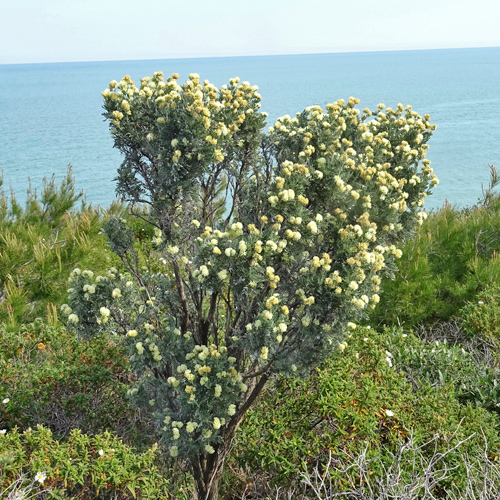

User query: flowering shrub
[66,72,437,500]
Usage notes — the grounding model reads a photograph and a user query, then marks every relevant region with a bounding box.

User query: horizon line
[1,44,499,67]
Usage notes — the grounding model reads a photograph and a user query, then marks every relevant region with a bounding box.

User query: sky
[1,0,500,64]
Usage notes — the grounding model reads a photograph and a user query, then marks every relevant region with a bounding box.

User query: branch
[172,260,191,333]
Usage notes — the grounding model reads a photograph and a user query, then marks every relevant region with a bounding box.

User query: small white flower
[99,449,104,456]
[0,429,6,434]
[385,409,394,417]
[35,472,46,483]
[2,398,9,404]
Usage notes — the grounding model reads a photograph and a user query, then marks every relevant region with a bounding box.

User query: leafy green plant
[0,426,175,499]
[0,320,154,446]
[386,327,500,418]
[229,327,500,496]
[460,282,500,348]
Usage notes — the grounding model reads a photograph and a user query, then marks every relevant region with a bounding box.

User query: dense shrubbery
[0,320,151,443]
[2,176,500,499]
[228,326,500,497]
[0,426,175,499]
[370,184,500,328]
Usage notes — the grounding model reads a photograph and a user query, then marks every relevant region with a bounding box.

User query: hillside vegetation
[1,169,500,499]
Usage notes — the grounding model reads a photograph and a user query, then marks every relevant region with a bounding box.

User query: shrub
[0,426,175,499]
[230,327,500,497]
[68,72,437,500]
[371,191,500,328]
[238,433,500,499]
[460,282,500,349]
[0,168,120,329]
[0,320,153,446]
[386,327,500,419]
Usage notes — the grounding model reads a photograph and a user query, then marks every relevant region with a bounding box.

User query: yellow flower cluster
[102,72,263,169]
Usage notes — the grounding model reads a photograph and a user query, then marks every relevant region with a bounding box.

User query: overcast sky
[1,0,500,64]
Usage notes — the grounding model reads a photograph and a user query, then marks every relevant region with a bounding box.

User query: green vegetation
[371,169,500,328]
[229,327,500,497]
[0,320,141,440]
[1,76,499,499]
[66,72,438,500]
[1,171,500,498]
[0,168,120,329]
[0,426,174,499]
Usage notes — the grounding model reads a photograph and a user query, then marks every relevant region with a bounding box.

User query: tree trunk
[190,374,270,499]
[192,454,224,500]
[190,417,243,500]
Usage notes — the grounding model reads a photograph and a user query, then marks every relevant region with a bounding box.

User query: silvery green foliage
[65,73,437,464]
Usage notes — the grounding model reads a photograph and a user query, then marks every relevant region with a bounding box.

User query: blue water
[1,47,499,210]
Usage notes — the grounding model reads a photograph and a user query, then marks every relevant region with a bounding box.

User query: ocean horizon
[1,46,499,210]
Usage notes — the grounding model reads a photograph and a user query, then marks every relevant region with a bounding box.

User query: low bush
[0,320,153,446]
[240,432,500,499]
[386,328,500,419]
[460,282,500,350]
[229,327,500,498]
[0,426,177,499]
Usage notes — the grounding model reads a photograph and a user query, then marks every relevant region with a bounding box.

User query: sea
[1,47,499,211]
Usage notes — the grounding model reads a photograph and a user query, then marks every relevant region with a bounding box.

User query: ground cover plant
[64,71,438,500]
[461,282,500,352]
[229,326,500,498]
[0,426,175,499]
[0,319,148,442]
